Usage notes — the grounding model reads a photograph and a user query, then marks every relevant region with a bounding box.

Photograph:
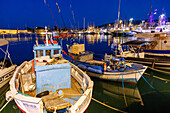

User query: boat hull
[0,65,16,88]
[86,66,147,84]
[144,49,170,57]
[8,61,93,113]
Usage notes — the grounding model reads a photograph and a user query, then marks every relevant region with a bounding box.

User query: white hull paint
[0,65,16,88]
[87,66,147,84]
[9,61,93,113]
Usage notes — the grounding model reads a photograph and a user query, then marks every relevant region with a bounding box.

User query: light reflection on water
[0,34,170,113]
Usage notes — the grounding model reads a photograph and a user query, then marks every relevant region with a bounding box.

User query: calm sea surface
[0,34,170,113]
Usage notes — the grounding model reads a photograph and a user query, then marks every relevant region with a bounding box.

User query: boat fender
[36,90,49,98]
[104,63,107,71]
[6,91,13,101]
[87,67,103,74]
[78,64,87,70]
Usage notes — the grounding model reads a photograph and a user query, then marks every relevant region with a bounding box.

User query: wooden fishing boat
[64,43,147,84]
[0,39,17,88]
[6,27,93,113]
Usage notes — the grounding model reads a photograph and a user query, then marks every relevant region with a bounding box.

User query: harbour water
[0,34,170,113]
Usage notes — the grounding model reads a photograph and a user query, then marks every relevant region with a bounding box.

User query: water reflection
[87,78,144,113]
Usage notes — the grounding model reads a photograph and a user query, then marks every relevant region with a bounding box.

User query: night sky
[0,0,169,29]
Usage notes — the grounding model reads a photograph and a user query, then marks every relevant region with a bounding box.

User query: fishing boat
[64,42,147,84]
[6,27,93,113]
[0,39,17,88]
[116,39,170,73]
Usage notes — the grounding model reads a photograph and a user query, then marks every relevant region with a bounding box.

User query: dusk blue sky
[0,0,169,29]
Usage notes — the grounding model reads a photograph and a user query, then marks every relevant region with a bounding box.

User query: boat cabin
[67,43,93,62]
[118,40,153,58]
[33,44,71,94]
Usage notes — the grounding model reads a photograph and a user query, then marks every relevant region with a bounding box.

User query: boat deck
[24,76,82,98]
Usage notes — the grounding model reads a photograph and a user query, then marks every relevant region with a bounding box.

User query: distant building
[0,29,31,34]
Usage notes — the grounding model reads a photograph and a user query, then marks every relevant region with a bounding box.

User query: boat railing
[69,63,93,113]
[9,61,43,113]
[10,61,28,95]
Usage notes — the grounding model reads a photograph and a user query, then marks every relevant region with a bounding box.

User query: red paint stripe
[16,104,26,113]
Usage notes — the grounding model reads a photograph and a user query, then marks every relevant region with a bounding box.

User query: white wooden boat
[116,40,170,73]
[65,43,147,84]
[6,27,93,113]
[0,39,17,88]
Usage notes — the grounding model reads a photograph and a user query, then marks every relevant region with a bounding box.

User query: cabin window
[46,50,51,56]
[54,50,59,54]
[36,50,43,57]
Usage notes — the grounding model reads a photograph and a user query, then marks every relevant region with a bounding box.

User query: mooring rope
[132,66,170,100]
[148,66,170,75]
[91,97,128,113]
[144,72,170,83]
[0,98,13,112]
[131,67,155,89]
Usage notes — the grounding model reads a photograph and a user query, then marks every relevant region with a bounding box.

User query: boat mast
[44,0,59,31]
[56,2,67,30]
[117,0,121,23]
[70,4,77,30]
[84,17,85,32]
